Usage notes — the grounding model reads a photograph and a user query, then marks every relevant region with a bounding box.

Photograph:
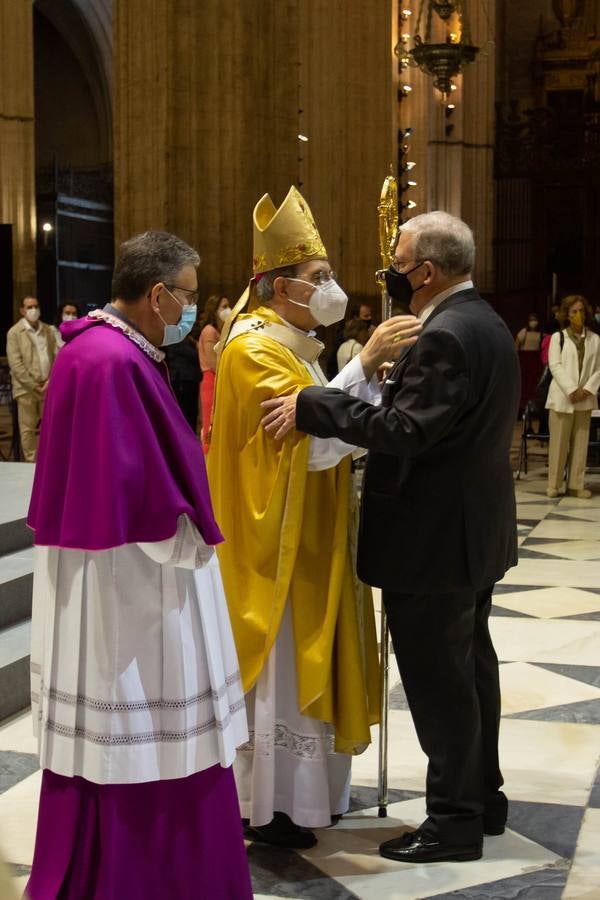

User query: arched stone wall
[34,0,113,164]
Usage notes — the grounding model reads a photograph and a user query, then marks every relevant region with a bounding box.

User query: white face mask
[25,307,40,323]
[62,313,77,322]
[286,277,348,327]
[218,306,232,323]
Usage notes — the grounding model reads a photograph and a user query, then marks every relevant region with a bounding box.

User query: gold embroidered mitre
[252,186,327,275]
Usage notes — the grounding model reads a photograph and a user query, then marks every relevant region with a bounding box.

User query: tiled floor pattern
[1,467,599,898]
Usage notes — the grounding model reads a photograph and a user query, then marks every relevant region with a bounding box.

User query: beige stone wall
[297,0,396,299]
[0,0,36,318]
[114,0,396,304]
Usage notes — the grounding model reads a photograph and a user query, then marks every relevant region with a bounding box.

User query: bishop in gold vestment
[208,187,380,847]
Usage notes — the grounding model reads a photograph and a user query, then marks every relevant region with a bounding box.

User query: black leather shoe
[483,819,506,836]
[484,791,508,835]
[243,812,317,849]
[379,829,482,863]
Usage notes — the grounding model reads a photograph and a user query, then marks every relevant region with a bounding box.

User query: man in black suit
[261,211,520,864]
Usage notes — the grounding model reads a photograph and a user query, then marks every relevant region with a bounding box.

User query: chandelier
[408,0,480,97]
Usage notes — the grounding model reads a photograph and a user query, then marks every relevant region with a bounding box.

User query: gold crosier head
[376,169,399,321]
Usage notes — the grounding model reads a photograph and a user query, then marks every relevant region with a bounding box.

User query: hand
[359,315,422,381]
[35,382,48,395]
[261,393,299,440]
[570,388,587,403]
[377,362,394,383]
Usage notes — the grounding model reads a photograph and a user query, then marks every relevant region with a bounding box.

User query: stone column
[114,0,299,299]
[297,0,396,298]
[0,0,36,319]
[114,0,397,303]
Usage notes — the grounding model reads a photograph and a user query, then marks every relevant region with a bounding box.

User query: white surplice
[30,514,248,784]
[235,354,380,827]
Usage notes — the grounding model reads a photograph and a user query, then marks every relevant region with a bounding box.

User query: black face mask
[384,262,424,306]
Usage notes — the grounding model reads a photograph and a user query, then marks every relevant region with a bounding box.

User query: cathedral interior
[1,2,600,898]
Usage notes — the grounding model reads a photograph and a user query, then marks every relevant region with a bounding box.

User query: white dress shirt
[24,319,51,380]
[417,280,474,323]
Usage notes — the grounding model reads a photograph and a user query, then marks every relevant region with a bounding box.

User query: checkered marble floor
[1,468,599,898]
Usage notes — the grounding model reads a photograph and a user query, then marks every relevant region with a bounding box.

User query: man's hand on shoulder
[261,392,299,440]
[359,315,422,381]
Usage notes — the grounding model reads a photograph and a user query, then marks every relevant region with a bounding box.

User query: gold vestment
[208,305,380,754]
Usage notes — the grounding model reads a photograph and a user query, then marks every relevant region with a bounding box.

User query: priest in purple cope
[25,231,253,900]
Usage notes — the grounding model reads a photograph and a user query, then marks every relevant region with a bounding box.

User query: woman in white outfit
[546,295,600,498]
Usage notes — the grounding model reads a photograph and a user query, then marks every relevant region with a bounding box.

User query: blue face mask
[157,287,197,346]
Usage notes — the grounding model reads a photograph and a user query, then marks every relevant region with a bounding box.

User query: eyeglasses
[164,284,199,306]
[390,259,422,274]
[307,270,337,285]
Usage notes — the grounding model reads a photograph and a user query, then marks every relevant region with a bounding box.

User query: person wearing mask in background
[515,313,543,413]
[546,303,561,334]
[198,294,231,452]
[208,186,420,849]
[357,302,373,326]
[336,317,370,371]
[327,301,374,378]
[164,326,202,433]
[546,294,600,499]
[52,302,81,350]
[6,297,57,462]
[515,313,542,352]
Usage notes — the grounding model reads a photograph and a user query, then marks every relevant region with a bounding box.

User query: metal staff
[375,170,399,818]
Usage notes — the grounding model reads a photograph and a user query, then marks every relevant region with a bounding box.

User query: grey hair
[399,211,475,276]
[111,230,201,302]
[255,265,298,302]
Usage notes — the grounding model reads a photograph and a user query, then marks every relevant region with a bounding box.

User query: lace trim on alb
[239,722,335,760]
[88,309,165,362]
[44,697,246,746]
[43,671,242,712]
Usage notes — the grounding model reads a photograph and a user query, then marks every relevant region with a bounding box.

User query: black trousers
[171,380,200,434]
[383,585,507,845]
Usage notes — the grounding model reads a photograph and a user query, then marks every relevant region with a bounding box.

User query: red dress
[199,324,220,454]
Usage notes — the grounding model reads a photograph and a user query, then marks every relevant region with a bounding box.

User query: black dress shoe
[483,819,505,836]
[379,829,482,863]
[243,811,317,849]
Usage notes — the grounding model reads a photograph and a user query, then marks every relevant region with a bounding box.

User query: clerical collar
[418,280,474,323]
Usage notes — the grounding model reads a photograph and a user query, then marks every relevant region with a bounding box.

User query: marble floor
[1,466,599,898]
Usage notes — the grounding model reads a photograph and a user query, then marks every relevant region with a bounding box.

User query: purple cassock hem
[25,766,253,900]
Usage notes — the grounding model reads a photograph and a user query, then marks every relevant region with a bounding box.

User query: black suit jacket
[296,289,521,593]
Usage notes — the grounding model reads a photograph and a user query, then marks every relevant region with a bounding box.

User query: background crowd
[5,290,600,500]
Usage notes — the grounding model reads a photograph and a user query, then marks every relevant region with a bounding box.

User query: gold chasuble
[208,188,379,755]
